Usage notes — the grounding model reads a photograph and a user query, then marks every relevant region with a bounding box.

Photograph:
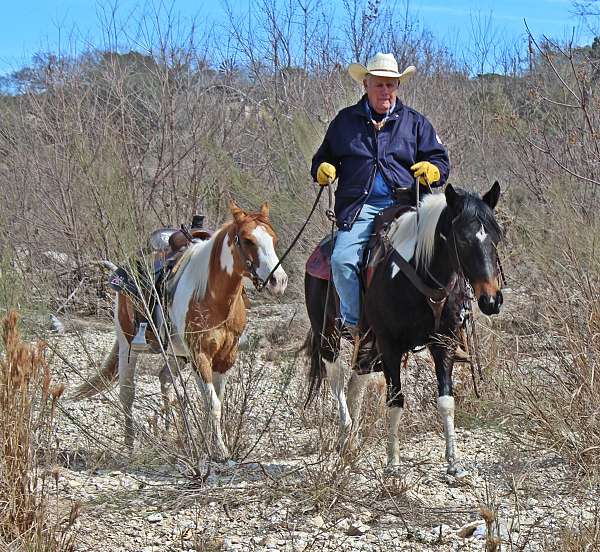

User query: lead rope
[255,186,325,292]
[320,184,337,354]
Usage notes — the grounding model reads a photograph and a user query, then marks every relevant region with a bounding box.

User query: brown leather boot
[352,330,381,373]
[453,345,470,363]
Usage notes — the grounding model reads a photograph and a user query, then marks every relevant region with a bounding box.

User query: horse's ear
[229,199,246,223]
[260,201,270,220]
[445,183,461,213]
[482,181,501,210]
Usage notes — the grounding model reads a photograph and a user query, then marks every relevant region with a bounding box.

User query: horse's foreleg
[345,371,378,450]
[324,359,352,448]
[212,371,228,404]
[192,354,229,461]
[378,339,405,469]
[429,343,465,477]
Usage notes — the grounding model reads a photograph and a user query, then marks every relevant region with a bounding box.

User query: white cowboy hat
[348,52,416,83]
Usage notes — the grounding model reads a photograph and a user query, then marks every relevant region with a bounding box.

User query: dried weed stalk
[0,309,79,550]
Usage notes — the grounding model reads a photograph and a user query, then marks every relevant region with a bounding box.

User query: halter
[446,212,505,290]
[233,232,266,290]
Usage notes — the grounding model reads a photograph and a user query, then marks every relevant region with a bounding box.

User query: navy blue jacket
[311,96,450,230]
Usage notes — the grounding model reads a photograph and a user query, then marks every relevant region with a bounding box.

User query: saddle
[108,214,214,351]
[305,203,414,375]
[305,203,414,285]
[150,214,213,272]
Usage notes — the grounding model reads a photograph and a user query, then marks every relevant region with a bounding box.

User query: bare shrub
[0,309,79,550]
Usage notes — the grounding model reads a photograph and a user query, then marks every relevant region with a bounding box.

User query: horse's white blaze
[437,395,457,464]
[324,359,351,431]
[170,238,215,339]
[476,223,487,243]
[387,406,403,466]
[388,194,447,269]
[252,225,288,294]
[390,262,400,279]
[220,235,234,275]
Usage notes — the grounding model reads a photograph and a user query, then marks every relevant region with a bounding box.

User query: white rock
[473,524,488,540]
[146,513,163,523]
[431,524,452,539]
[310,515,325,528]
[49,314,65,334]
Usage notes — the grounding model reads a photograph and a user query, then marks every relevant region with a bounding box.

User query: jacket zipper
[348,121,379,227]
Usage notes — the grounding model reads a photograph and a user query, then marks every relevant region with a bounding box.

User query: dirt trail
[46,301,595,551]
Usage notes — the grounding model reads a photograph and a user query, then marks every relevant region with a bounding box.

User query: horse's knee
[386,386,404,408]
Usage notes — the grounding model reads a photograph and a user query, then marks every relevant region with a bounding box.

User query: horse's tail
[71,340,119,400]
[304,327,326,407]
[304,271,333,407]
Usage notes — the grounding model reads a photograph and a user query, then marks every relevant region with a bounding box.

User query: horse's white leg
[194,370,229,461]
[324,359,351,447]
[387,406,403,468]
[438,395,464,476]
[213,372,228,404]
[345,371,373,449]
[117,332,139,449]
[158,362,172,431]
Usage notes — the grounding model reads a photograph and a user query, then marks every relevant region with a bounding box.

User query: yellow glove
[411,161,440,187]
[316,162,336,186]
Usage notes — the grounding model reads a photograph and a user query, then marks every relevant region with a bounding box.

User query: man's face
[364,75,399,114]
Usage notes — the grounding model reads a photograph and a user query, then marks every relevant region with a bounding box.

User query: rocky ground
[39,296,599,552]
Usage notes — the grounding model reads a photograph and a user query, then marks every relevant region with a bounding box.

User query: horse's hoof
[384,464,402,477]
[208,441,230,463]
[447,463,469,480]
[211,452,230,463]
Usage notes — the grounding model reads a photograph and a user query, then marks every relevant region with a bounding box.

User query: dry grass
[0,309,80,550]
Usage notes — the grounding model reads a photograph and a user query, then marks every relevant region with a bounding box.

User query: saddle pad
[108,266,145,298]
[306,234,335,280]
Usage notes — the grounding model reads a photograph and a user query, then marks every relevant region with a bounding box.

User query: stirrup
[131,322,150,352]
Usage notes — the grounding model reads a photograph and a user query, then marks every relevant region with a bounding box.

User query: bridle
[233,231,267,291]
[445,213,505,290]
[233,187,328,292]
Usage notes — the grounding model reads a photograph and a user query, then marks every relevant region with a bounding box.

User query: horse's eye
[243,238,254,247]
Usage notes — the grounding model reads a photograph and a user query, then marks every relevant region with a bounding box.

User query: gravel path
[42,300,598,551]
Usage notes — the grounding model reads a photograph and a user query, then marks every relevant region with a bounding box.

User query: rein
[249,186,326,292]
[388,244,455,331]
[233,232,264,289]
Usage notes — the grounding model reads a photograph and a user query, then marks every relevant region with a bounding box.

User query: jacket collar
[351,94,404,118]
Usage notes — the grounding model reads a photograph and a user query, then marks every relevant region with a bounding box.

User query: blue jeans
[331,200,393,327]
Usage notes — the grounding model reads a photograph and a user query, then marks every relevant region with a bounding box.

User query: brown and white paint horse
[75,200,287,459]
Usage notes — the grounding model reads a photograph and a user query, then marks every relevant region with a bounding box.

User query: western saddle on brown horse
[110,214,216,352]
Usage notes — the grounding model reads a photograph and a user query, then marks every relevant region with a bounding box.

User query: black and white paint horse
[305,183,503,475]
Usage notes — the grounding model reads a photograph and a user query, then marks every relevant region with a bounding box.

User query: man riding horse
[311,52,450,368]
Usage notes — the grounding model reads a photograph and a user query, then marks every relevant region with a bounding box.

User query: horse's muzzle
[266,270,288,296]
[478,290,503,315]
